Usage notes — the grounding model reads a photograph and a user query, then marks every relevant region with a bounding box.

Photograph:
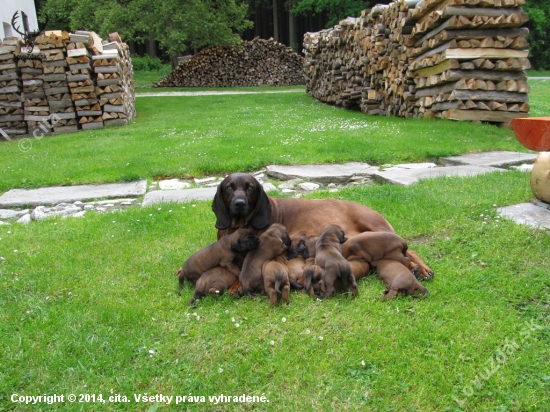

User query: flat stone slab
[441,151,538,168]
[142,187,217,207]
[0,181,147,207]
[373,165,500,186]
[497,202,550,230]
[267,162,378,183]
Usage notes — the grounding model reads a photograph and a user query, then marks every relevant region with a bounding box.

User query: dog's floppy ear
[250,183,271,230]
[212,183,230,230]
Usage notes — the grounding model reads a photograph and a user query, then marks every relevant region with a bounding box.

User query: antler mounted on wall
[10,11,49,52]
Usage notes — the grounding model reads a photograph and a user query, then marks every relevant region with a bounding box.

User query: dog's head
[260,223,291,253]
[287,232,308,259]
[212,173,271,230]
[230,228,261,253]
[319,224,347,246]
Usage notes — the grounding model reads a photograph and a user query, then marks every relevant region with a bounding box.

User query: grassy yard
[0,79,549,411]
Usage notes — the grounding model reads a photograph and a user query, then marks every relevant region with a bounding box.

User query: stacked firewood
[407,0,530,122]
[0,39,26,137]
[37,31,77,133]
[0,30,135,139]
[155,37,305,87]
[95,40,136,126]
[303,0,531,124]
[67,31,103,130]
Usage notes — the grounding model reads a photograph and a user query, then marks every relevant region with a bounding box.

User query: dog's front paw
[418,265,434,280]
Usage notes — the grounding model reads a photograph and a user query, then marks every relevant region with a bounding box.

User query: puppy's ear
[302,245,310,260]
[250,183,271,230]
[212,182,230,229]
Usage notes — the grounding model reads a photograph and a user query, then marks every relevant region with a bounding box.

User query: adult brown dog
[376,259,430,300]
[176,228,259,294]
[315,224,358,298]
[212,173,434,280]
[187,267,238,305]
[239,223,291,298]
[262,255,291,306]
[342,231,418,279]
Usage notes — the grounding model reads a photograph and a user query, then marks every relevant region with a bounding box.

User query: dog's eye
[226,185,233,192]
[247,186,255,192]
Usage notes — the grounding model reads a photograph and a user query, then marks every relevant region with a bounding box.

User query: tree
[289,0,371,27]
[524,0,550,70]
[37,0,253,66]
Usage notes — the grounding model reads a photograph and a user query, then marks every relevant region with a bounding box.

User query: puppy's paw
[417,265,434,280]
[228,279,243,297]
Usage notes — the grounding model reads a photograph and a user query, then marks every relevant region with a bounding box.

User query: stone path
[1,150,549,230]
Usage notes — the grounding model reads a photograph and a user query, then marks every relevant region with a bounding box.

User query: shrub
[131,54,165,71]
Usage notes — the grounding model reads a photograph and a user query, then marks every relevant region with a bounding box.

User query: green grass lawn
[0,87,535,193]
[0,77,549,411]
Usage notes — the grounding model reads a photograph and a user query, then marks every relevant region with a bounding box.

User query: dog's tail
[176,268,185,295]
[275,272,283,295]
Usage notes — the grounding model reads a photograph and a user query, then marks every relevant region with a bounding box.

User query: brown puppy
[376,259,430,300]
[315,225,358,298]
[176,228,259,294]
[342,231,418,275]
[212,173,434,279]
[239,223,291,298]
[188,267,237,305]
[262,255,291,306]
[299,235,324,297]
[286,232,308,290]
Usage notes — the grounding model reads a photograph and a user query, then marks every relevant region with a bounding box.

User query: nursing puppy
[286,233,308,290]
[239,223,291,298]
[315,225,358,298]
[176,228,259,294]
[187,267,237,305]
[342,231,418,274]
[262,255,291,306]
[376,259,430,300]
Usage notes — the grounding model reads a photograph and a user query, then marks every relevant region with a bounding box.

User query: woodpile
[0,30,135,140]
[0,39,26,137]
[303,0,531,125]
[155,37,305,87]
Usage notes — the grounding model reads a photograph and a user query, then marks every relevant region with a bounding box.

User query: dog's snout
[233,198,246,207]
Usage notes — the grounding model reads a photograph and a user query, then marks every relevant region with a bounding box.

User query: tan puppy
[176,228,259,294]
[188,267,238,305]
[342,231,418,275]
[376,259,430,300]
[262,255,291,306]
[298,235,324,297]
[239,223,291,298]
[315,225,358,298]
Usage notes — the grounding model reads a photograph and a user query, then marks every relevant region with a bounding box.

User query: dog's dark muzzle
[230,196,249,217]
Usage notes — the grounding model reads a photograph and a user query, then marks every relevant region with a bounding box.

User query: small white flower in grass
[13,250,17,253]
[318,336,324,341]
[361,360,366,367]
[149,214,153,217]
[137,219,140,222]
[112,220,116,223]
[192,204,196,208]
[158,207,162,211]
[169,210,172,213]
[396,307,400,313]
[0,257,4,261]
[149,349,155,355]
[235,323,240,328]
[218,368,224,373]
[196,315,201,321]
[152,317,156,321]
[281,317,287,323]
[270,340,275,346]
[225,309,229,314]
[231,317,235,323]
[305,329,311,335]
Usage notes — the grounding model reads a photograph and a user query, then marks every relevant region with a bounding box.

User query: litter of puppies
[176,222,431,306]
